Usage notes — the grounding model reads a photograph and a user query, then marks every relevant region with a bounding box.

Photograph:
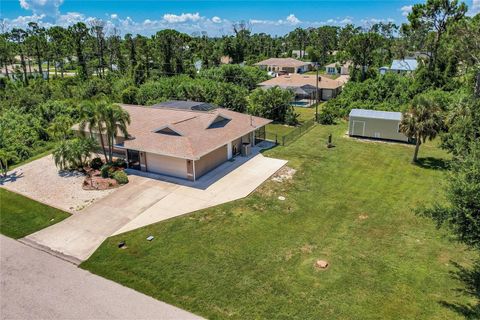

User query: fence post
[282,136,286,146]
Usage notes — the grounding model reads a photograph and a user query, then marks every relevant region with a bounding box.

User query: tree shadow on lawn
[0,171,25,185]
[415,157,450,171]
[439,260,480,319]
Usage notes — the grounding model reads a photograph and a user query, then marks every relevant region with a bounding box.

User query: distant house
[379,59,418,75]
[291,50,307,58]
[348,109,409,142]
[257,74,344,101]
[73,101,271,181]
[254,58,311,74]
[325,61,351,76]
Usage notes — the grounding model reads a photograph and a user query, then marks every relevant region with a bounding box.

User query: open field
[0,188,71,239]
[82,123,475,319]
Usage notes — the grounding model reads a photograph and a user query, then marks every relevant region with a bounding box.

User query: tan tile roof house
[254,58,311,74]
[325,61,352,75]
[74,101,271,181]
[257,74,344,101]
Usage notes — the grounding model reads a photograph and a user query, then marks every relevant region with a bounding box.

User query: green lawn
[266,106,316,138]
[0,188,70,239]
[82,123,475,319]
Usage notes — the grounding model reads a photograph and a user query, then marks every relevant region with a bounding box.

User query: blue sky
[1,0,479,36]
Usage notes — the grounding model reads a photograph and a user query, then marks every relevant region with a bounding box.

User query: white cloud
[361,17,395,25]
[56,12,85,26]
[401,5,413,17]
[286,14,300,25]
[163,12,200,23]
[340,18,353,24]
[211,16,222,23]
[19,0,63,16]
[110,13,118,20]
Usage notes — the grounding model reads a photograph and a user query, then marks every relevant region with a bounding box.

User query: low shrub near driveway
[112,171,128,184]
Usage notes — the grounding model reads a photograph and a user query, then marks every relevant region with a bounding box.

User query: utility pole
[315,63,319,122]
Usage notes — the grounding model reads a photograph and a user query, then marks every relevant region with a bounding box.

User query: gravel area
[0,155,115,212]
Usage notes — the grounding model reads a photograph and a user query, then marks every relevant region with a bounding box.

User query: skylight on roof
[153,125,183,136]
[207,114,231,129]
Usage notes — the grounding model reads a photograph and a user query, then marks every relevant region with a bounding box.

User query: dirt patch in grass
[271,166,296,183]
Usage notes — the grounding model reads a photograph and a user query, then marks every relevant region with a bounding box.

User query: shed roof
[349,109,402,121]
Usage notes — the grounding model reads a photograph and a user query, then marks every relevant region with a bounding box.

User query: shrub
[318,107,337,125]
[121,86,138,104]
[52,138,97,170]
[100,163,113,178]
[113,170,129,184]
[90,157,103,170]
[112,158,127,168]
[285,108,300,126]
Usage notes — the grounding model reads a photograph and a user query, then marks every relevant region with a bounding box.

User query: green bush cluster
[90,157,103,170]
[112,171,129,184]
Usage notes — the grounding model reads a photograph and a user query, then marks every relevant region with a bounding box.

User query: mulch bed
[82,169,119,191]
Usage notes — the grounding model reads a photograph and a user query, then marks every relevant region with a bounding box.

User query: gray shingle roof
[152,100,217,112]
[349,109,402,121]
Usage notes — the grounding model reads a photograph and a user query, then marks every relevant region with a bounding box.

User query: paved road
[0,235,203,320]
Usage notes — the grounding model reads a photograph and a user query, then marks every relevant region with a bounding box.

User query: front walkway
[1,235,203,320]
[23,147,287,262]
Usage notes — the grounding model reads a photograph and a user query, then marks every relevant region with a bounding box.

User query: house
[325,61,351,75]
[348,109,409,142]
[74,101,271,181]
[257,74,344,101]
[254,58,311,74]
[291,50,307,58]
[379,59,418,75]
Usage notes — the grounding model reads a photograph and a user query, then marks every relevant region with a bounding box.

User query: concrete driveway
[0,235,203,320]
[24,152,287,262]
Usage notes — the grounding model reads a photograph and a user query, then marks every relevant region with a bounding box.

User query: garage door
[146,153,187,179]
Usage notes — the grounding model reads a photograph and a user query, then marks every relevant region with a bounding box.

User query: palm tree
[102,103,130,162]
[400,95,444,163]
[79,100,108,162]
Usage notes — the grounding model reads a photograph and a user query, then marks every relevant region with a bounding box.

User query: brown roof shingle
[76,104,271,160]
[258,74,343,90]
[254,58,310,68]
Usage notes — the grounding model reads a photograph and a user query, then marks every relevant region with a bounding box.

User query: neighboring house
[291,50,308,58]
[254,58,311,74]
[325,61,351,75]
[73,101,271,181]
[348,109,409,142]
[379,59,418,75]
[257,74,344,101]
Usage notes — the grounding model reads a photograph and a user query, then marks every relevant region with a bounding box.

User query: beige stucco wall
[348,116,409,142]
[195,145,228,179]
[145,152,188,178]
